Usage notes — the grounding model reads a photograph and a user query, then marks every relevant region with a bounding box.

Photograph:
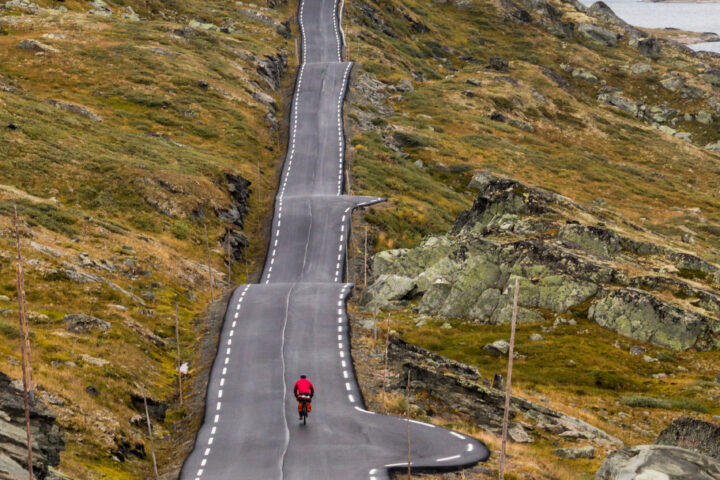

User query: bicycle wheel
[302,402,307,425]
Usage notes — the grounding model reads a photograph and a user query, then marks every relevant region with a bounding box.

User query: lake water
[578,0,720,52]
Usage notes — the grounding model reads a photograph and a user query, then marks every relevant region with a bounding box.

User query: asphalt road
[180,1,490,478]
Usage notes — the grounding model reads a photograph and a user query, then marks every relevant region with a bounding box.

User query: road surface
[180,1,490,478]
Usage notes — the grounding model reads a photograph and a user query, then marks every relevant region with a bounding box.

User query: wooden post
[225,232,232,287]
[364,227,368,288]
[204,222,215,302]
[381,314,390,413]
[175,303,183,408]
[406,372,411,479]
[14,205,34,480]
[139,384,160,479]
[499,278,519,480]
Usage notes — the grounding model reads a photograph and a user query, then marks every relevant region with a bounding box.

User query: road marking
[355,406,376,415]
[467,443,474,452]
[343,371,348,378]
[348,394,355,403]
[409,419,435,428]
[450,432,466,440]
[437,455,461,462]
[384,462,408,467]
[207,437,213,445]
[345,382,351,391]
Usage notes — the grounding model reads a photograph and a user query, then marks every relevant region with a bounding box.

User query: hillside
[340,0,720,478]
[0,0,296,478]
[0,0,719,478]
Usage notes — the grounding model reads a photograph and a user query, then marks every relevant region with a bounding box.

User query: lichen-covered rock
[63,314,110,334]
[596,445,720,480]
[359,274,415,309]
[559,223,620,257]
[656,417,720,460]
[364,171,719,349]
[553,445,595,459]
[578,24,618,46]
[589,289,718,351]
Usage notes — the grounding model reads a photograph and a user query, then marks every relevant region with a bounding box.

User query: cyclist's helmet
[300,374,307,379]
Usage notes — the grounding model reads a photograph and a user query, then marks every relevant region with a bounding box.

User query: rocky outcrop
[385,338,620,445]
[596,445,720,480]
[0,373,65,480]
[218,173,251,261]
[362,171,720,350]
[655,417,720,460]
[589,289,719,351]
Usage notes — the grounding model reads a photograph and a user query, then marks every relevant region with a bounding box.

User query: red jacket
[293,378,314,397]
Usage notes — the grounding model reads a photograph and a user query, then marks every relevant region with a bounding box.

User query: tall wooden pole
[499,278,519,480]
[406,372,411,479]
[382,314,390,413]
[139,383,159,479]
[225,232,232,287]
[204,222,215,302]
[364,227,368,288]
[175,303,183,408]
[13,205,34,480]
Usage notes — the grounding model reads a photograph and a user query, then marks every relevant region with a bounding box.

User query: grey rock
[396,78,413,93]
[0,372,65,478]
[3,0,38,13]
[360,274,415,308]
[596,445,720,480]
[492,373,504,390]
[629,345,646,355]
[647,104,676,123]
[656,417,720,460]
[702,69,720,87]
[64,314,110,333]
[88,0,113,16]
[80,354,109,367]
[189,19,220,31]
[529,333,544,341]
[681,85,705,100]
[45,99,102,122]
[578,24,618,47]
[484,339,510,356]
[17,39,59,54]
[661,76,685,93]
[696,110,713,125]
[630,63,652,75]
[572,68,598,82]
[553,445,595,459]
[598,93,639,117]
[509,423,533,443]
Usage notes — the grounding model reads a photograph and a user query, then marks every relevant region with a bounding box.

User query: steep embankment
[340,0,720,478]
[0,0,296,478]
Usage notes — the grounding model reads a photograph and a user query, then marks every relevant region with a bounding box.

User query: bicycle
[297,394,311,425]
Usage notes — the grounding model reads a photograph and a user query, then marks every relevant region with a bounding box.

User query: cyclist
[293,374,314,420]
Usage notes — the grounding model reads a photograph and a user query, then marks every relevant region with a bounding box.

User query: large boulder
[578,24,618,47]
[360,274,416,309]
[0,372,65,480]
[63,314,110,334]
[589,289,718,351]
[596,445,720,480]
[655,417,720,460]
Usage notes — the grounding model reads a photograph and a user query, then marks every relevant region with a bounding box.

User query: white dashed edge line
[194,285,250,479]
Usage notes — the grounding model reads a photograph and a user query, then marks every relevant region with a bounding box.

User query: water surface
[578,0,720,52]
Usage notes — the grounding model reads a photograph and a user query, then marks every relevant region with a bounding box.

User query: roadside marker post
[499,278,519,480]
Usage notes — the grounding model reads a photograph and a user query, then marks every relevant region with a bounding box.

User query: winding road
[179,1,490,478]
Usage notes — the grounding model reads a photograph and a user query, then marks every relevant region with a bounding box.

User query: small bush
[620,395,707,413]
[0,320,20,339]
